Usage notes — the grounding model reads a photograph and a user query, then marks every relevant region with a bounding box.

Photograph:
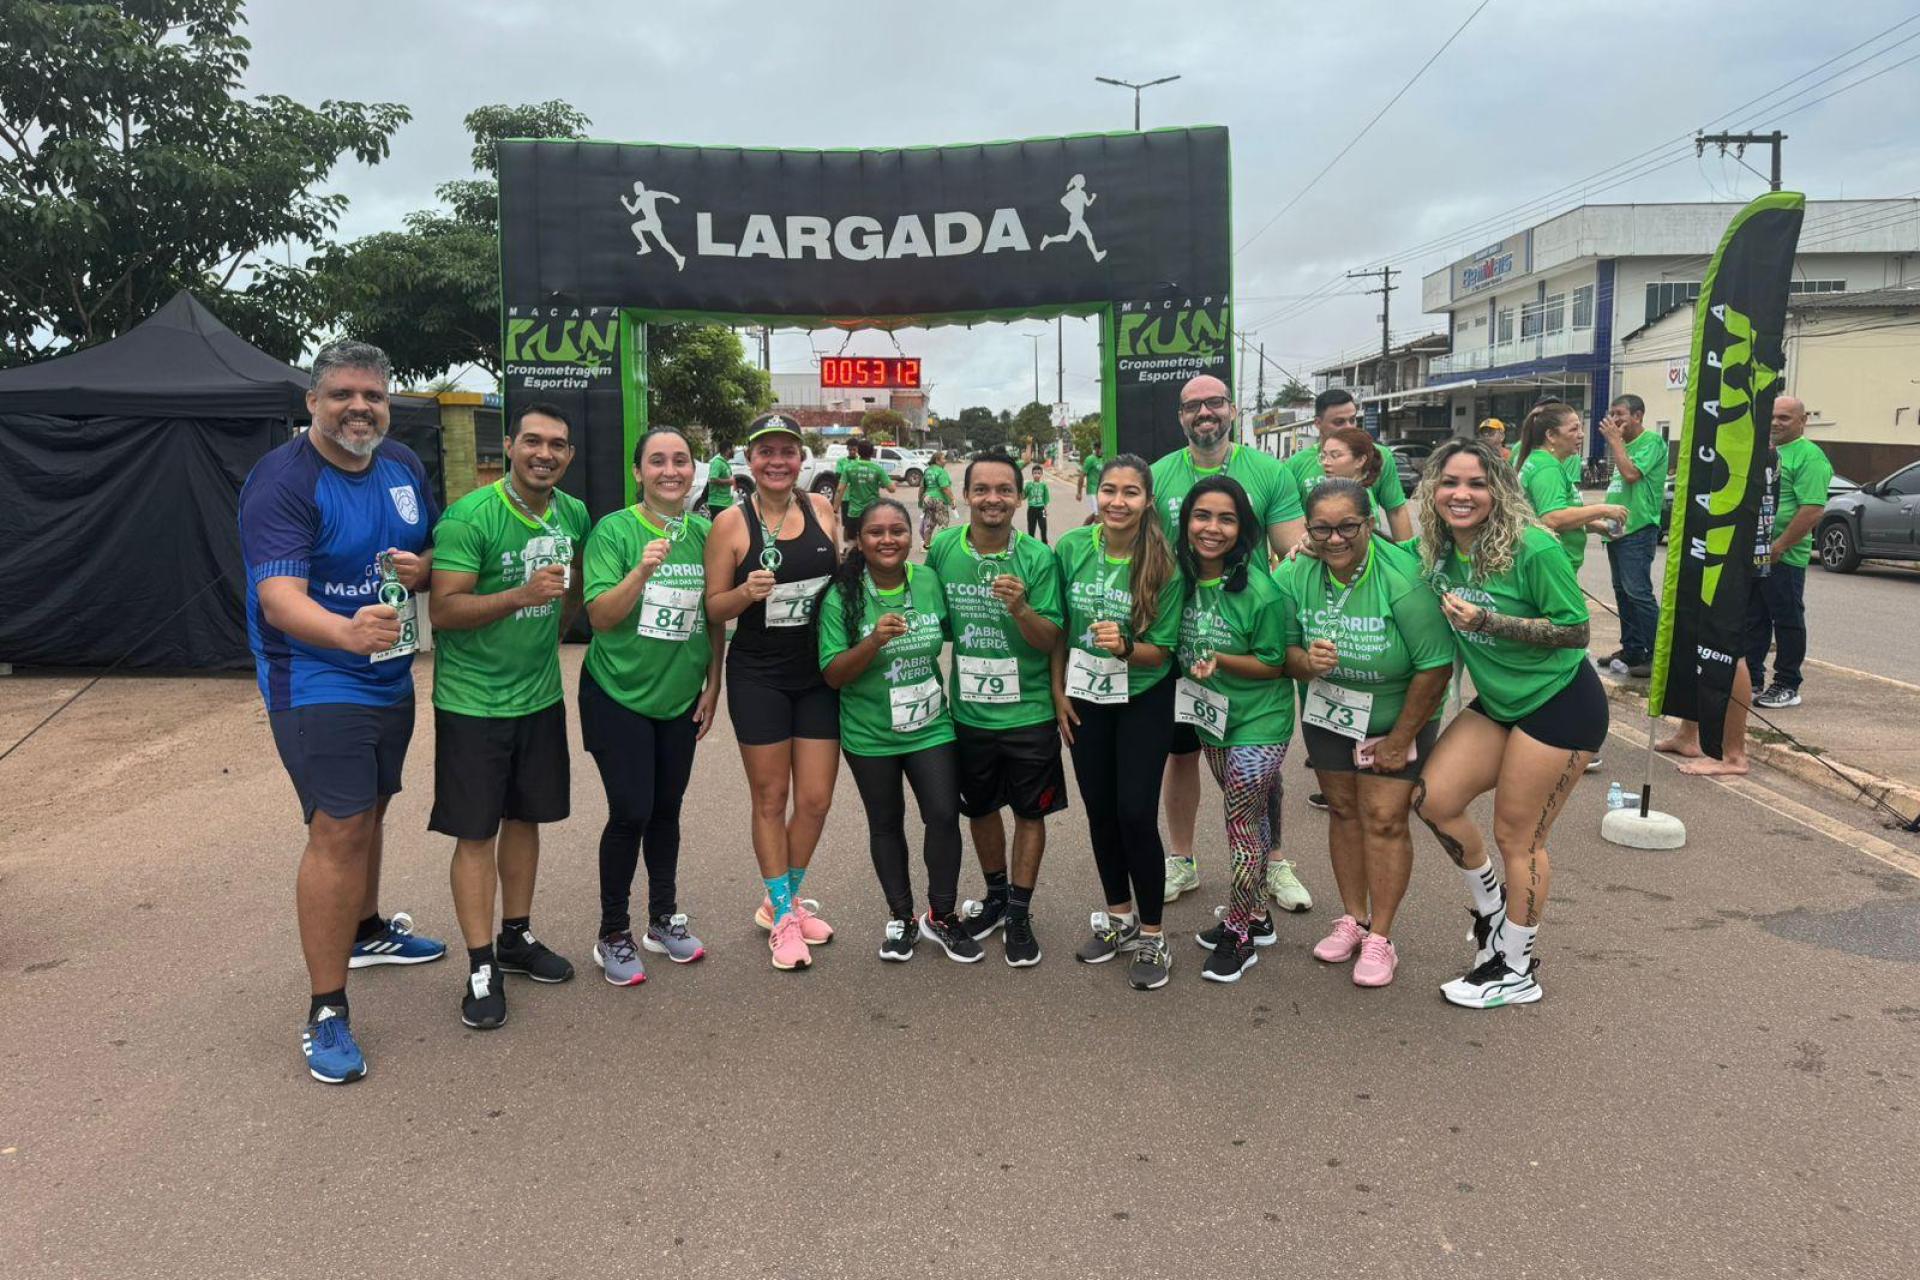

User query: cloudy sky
[241,0,1920,415]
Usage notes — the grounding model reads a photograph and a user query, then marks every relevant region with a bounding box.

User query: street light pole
[1094,75,1181,130]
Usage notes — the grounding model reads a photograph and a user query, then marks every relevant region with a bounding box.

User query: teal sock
[787,865,809,898]
[765,875,795,921]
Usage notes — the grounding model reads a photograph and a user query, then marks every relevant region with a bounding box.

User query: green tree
[1070,416,1105,460]
[0,0,409,365]
[315,100,589,381]
[860,408,906,443]
[952,405,1003,451]
[1011,400,1053,458]
[1278,378,1314,406]
[801,430,826,458]
[648,324,771,452]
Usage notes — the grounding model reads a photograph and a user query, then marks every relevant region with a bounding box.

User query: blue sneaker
[348,911,447,968]
[302,1008,367,1084]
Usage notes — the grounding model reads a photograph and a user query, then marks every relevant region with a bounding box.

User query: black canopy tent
[0,293,444,670]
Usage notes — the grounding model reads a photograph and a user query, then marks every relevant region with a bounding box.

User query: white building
[1398,200,1920,452]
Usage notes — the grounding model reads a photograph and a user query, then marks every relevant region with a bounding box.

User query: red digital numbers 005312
[819,357,920,388]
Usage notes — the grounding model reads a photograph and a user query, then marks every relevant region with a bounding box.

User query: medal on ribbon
[377,551,409,610]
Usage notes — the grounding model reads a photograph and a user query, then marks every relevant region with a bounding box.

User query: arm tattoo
[1411,779,1472,869]
[1475,612,1589,649]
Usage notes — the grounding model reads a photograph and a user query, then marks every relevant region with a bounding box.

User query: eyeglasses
[1306,521,1367,542]
[1179,396,1230,415]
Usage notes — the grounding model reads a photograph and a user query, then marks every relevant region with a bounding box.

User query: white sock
[1461,861,1504,916]
[1497,920,1538,972]
[1113,910,1137,929]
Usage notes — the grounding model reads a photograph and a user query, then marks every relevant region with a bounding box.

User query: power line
[1236,0,1493,254]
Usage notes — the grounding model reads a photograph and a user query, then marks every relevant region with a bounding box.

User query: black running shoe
[1003,913,1042,968]
[919,911,985,963]
[1196,909,1276,951]
[461,963,506,1029]
[1201,930,1260,983]
[960,895,1008,940]
[879,917,916,962]
[1307,792,1330,812]
[496,926,575,983]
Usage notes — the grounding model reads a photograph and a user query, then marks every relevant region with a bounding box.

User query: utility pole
[1346,266,1399,392]
[1695,130,1786,191]
[758,326,770,371]
[1256,341,1267,411]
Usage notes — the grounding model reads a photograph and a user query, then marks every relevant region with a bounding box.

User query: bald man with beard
[1748,395,1832,708]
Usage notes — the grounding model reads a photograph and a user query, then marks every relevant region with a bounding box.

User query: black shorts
[1302,719,1440,781]
[428,701,571,840]
[1170,722,1201,756]
[727,670,840,746]
[1467,660,1609,754]
[269,699,415,824]
[954,720,1069,820]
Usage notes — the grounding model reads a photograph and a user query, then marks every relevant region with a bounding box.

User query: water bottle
[1606,782,1625,811]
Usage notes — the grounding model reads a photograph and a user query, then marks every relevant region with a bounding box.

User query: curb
[1599,675,1920,821]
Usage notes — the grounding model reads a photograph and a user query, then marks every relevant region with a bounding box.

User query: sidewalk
[1583,600,1920,825]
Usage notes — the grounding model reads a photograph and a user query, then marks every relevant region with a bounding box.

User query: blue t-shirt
[239,434,437,711]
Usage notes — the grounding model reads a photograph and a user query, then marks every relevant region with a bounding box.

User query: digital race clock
[819,356,921,389]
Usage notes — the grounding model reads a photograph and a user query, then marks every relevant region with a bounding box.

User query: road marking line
[1607,720,1920,882]
[1804,658,1920,695]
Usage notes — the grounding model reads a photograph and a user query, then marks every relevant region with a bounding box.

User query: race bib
[1174,677,1229,735]
[957,655,1020,705]
[522,535,574,589]
[368,596,419,664]
[890,677,944,733]
[766,575,829,628]
[1303,678,1373,741]
[637,582,701,642]
[1066,646,1127,705]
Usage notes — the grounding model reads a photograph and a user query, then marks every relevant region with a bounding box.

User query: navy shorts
[269,699,416,824]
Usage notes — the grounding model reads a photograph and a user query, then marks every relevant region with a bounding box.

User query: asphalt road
[3,471,1918,1279]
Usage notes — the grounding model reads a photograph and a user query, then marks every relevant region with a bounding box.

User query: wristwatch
[1119,632,1136,660]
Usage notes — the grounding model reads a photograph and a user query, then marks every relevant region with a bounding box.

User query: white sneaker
[1266,859,1313,913]
[1441,956,1542,1009]
[1164,856,1199,902]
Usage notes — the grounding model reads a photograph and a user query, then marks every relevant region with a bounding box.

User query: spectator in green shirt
[1597,394,1669,677]
[1511,400,1627,572]
[1023,463,1051,542]
[706,452,734,518]
[1749,395,1833,708]
[835,439,894,544]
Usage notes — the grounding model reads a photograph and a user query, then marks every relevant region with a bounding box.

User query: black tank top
[728,493,837,687]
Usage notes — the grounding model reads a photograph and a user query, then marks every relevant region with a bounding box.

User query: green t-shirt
[1151,443,1304,542]
[1286,440,1409,514]
[582,507,714,720]
[1603,430,1668,535]
[1177,571,1294,747]
[1438,525,1589,722]
[925,525,1063,730]
[837,457,888,516]
[430,481,591,718]
[707,457,734,508]
[1770,436,1833,568]
[1022,479,1050,509]
[1082,454,1103,487]
[1518,448,1587,569]
[921,466,952,500]
[1054,523,1184,698]
[1276,539,1455,736]
[817,561,955,757]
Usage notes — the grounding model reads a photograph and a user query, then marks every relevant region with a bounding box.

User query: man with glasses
[1285,389,1412,541]
[1150,375,1310,911]
[428,401,591,1031]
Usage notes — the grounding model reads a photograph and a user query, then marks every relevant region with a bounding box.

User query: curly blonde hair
[1415,438,1538,582]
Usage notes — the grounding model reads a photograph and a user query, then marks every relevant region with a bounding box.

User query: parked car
[821,442,922,486]
[1389,442,1433,494]
[1815,462,1917,572]
[1660,471,1857,545]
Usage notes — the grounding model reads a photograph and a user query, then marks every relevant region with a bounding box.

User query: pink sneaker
[1312,914,1368,963]
[768,911,812,970]
[757,895,835,945]
[1352,934,1398,987]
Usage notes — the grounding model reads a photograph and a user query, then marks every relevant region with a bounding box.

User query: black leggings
[1027,508,1049,542]
[844,744,963,919]
[579,672,700,935]
[1067,674,1177,926]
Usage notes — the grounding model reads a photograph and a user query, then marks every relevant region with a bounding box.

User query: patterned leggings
[1202,743,1290,933]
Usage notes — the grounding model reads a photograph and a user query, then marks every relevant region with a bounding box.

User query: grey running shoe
[593,931,646,987]
[1127,932,1173,990]
[1073,911,1141,964]
[642,913,706,964]
[1753,683,1802,708]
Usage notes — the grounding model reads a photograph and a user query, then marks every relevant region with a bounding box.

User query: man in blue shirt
[239,340,447,1084]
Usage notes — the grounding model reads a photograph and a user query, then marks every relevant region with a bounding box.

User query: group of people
[246,340,1609,1089]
